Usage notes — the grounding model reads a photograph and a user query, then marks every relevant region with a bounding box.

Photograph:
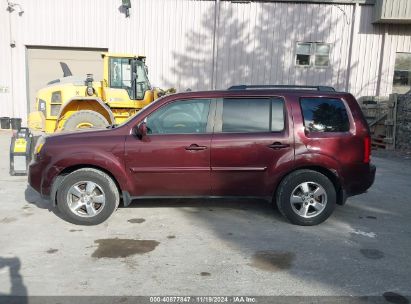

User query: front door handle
[268,142,290,150]
[185,144,207,151]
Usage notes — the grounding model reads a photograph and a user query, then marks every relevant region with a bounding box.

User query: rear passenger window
[222,98,284,133]
[300,98,349,132]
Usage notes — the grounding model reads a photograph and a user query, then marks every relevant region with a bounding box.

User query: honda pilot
[28,85,376,226]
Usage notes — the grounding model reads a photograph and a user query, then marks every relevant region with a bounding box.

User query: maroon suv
[28,85,375,226]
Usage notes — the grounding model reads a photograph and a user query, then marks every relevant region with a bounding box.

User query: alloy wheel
[290,181,327,218]
[67,181,106,217]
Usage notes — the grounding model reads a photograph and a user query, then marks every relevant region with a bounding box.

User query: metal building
[0,0,411,121]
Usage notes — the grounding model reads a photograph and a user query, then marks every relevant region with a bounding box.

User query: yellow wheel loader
[28,53,174,133]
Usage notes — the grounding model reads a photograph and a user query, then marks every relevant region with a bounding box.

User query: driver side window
[146,99,211,135]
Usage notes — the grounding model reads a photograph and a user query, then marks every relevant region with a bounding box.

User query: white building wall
[350,5,411,97]
[107,0,215,91]
[378,23,411,96]
[0,0,410,120]
[214,2,354,91]
[0,2,13,117]
[349,4,385,97]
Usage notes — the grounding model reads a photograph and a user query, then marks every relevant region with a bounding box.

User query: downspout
[211,0,221,90]
[8,6,15,117]
[345,2,359,93]
[376,24,388,96]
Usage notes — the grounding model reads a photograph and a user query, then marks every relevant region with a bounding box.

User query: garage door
[27,47,107,112]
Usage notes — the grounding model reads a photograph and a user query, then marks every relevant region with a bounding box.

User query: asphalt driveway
[0,130,410,299]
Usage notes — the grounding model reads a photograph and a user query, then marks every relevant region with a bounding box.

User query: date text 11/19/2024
[149,296,257,303]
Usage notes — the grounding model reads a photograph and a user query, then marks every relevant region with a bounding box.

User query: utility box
[373,0,411,24]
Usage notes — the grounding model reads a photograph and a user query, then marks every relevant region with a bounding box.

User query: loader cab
[102,53,151,101]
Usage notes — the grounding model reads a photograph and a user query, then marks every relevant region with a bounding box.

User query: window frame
[108,57,151,101]
[295,42,331,68]
[142,98,217,136]
[213,97,286,134]
[49,91,62,117]
[393,52,411,93]
[299,97,351,134]
[109,57,132,89]
[295,43,312,67]
[134,60,151,100]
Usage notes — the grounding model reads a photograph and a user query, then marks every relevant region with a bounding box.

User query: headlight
[86,74,94,96]
[86,86,94,96]
[34,136,46,155]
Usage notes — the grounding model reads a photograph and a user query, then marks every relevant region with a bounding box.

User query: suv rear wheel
[56,168,119,225]
[276,169,336,226]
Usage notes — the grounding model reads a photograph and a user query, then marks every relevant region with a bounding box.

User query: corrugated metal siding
[107,0,215,91]
[0,1,13,117]
[1,0,111,120]
[349,5,385,97]
[0,0,410,120]
[374,0,411,23]
[214,2,354,90]
[351,5,411,96]
[379,23,411,96]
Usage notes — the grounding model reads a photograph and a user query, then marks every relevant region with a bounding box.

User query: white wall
[0,1,14,118]
[214,2,354,91]
[0,0,410,120]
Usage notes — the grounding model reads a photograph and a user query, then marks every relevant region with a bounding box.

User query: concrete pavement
[0,130,410,298]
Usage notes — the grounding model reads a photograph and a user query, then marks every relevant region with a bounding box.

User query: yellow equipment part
[103,87,153,109]
[27,111,45,131]
[28,52,175,134]
[10,127,33,176]
[54,99,113,131]
[13,138,27,153]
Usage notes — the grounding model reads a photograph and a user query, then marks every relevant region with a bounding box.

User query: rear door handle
[268,142,290,150]
[185,144,207,151]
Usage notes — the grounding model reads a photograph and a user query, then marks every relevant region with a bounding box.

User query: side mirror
[134,122,147,139]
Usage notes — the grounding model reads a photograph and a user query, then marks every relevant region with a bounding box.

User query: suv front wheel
[56,168,120,225]
[276,169,336,226]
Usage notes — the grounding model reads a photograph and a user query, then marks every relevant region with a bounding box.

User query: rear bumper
[345,163,376,197]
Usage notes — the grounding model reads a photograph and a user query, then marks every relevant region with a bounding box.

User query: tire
[56,168,119,225]
[275,170,336,226]
[62,110,109,131]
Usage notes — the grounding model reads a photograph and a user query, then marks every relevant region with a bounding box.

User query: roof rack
[227,85,336,92]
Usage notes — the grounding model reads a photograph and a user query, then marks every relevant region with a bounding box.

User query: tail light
[364,136,371,163]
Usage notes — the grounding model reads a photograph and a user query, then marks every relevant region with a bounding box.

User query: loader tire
[62,110,109,131]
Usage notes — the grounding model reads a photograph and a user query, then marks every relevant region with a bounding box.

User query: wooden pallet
[372,134,386,149]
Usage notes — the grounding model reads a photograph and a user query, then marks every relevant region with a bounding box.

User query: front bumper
[28,159,43,195]
[28,157,53,199]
